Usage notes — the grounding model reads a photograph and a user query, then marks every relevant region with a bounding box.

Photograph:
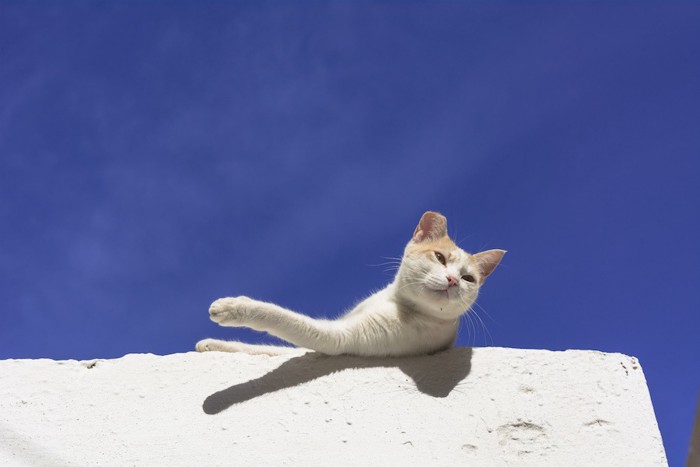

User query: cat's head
[395,211,505,320]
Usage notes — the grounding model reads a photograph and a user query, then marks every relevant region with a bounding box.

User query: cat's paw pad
[209,296,253,325]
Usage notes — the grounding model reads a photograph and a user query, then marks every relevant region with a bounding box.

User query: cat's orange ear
[413,211,448,242]
[472,249,506,283]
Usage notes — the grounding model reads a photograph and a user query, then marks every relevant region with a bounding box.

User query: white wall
[0,347,667,466]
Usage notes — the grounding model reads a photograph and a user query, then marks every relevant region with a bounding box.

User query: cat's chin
[426,286,464,304]
[424,287,453,306]
[412,291,470,321]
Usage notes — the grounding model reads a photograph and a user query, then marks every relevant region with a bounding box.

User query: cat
[196,211,505,357]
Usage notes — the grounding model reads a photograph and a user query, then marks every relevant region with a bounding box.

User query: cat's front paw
[196,338,248,353]
[195,338,221,352]
[209,296,253,326]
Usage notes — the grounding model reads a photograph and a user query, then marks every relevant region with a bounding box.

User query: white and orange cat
[196,211,504,357]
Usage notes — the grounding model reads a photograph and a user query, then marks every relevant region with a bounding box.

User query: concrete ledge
[0,348,667,466]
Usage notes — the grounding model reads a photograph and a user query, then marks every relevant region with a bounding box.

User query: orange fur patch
[406,235,460,256]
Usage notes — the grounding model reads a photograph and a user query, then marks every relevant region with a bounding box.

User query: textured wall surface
[0,348,667,466]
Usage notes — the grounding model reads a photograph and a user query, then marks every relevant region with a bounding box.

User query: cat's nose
[446,275,459,288]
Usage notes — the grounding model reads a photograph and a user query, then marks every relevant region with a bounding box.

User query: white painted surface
[0,348,667,466]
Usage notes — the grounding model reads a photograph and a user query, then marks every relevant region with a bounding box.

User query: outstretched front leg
[206,296,346,355]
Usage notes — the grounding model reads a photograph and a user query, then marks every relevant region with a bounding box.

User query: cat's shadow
[203,347,472,415]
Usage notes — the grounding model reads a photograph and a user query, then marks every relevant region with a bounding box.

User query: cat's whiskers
[369,260,403,267]
[470,307,493,346]
[456,296,478,346]
[473,301,497,325]
[468,301,494,344]
[370,257,405,277]
[396,281,429,296]
[468,309,478,346]
[368,256,403,268]
[394,282,424,297]
[397,262,424,274]
[459,310,475,346]
[456,292,494,346]
[396,279,424,289]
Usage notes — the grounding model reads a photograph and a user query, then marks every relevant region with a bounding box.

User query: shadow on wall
[203,347,473,414]
[0,421,70,466]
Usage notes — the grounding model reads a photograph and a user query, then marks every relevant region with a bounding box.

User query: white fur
[196,212,504,357]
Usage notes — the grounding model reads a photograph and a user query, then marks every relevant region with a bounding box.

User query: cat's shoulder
[342,285,398,319]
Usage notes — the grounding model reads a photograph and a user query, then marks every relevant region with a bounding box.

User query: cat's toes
[208,296,252,325]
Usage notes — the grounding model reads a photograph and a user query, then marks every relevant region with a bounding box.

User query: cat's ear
[413,211,448,243]
[472,249,506,283]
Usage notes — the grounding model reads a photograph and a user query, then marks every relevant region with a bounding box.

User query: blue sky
[1,2,698,464]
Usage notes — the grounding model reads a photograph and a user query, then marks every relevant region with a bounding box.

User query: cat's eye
[434,251,446,265]
[462,274,476,283]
